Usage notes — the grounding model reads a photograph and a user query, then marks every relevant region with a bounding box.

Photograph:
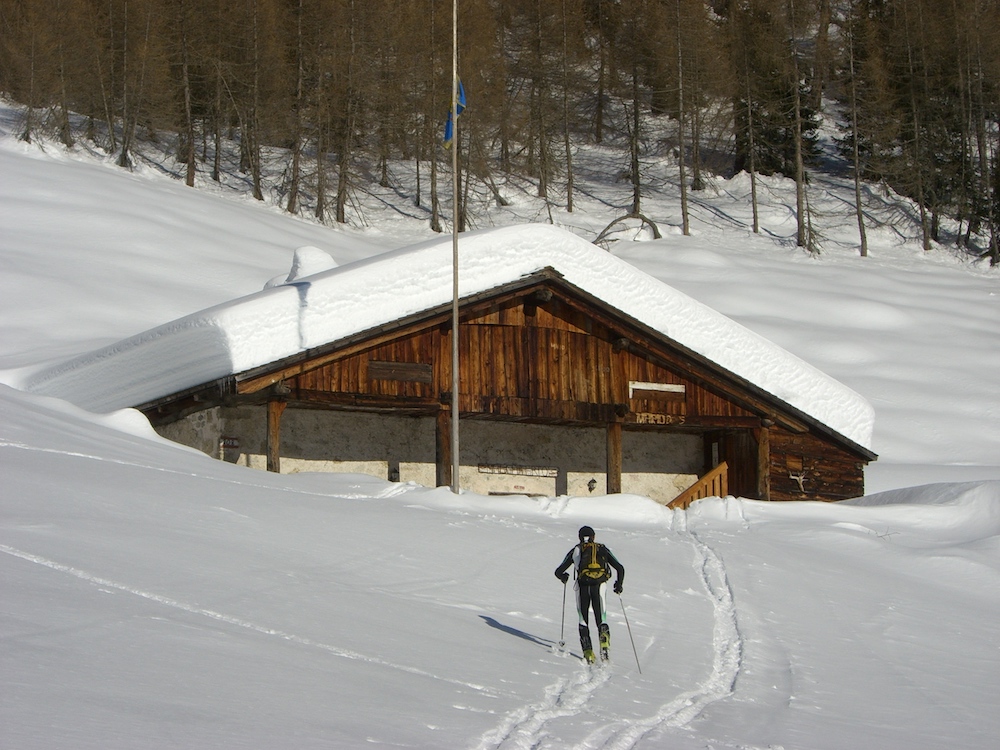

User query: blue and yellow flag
[443,79,467,148]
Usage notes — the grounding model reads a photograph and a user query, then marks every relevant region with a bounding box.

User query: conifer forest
[1,0,997,262]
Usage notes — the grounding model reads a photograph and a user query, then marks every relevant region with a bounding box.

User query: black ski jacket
[555,542,625,588]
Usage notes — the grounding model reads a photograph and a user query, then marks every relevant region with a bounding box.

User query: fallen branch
[594,212,663,248]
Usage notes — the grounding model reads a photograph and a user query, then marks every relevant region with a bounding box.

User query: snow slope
[2,103,999,749]
[4,384,998,749]
[0,126,387,372]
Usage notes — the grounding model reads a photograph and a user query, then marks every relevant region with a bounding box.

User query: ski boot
[599,623,611,662]
[580,625,596,664]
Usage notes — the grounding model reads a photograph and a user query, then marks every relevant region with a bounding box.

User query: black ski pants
[576,582,608,627]
[576,582,609,652]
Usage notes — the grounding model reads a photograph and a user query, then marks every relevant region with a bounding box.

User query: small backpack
[578,541,610,584]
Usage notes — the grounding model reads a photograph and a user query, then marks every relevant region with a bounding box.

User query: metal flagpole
[450,0,460,494]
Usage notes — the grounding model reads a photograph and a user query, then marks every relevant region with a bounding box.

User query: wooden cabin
[139,267,875,505]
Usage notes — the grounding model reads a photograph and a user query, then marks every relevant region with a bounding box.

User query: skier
[554,525,625,664]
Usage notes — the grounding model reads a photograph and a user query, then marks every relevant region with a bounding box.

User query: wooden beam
[757,425,771,501]
[673,415,761,429]
[606,421,622,494]
[266,400,286,473]
[288,389,438,412]
[436,408,452,488]
[469,394,620,424]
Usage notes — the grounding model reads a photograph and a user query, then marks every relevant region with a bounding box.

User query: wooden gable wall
[253,287,763,433]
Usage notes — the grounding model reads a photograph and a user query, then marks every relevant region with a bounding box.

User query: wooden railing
[668,462,729,510]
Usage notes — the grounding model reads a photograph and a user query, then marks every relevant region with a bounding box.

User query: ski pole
[618,594,642,674]
[558,579,568,649]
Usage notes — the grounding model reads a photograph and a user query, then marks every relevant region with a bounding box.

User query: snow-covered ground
[2,103,999,749]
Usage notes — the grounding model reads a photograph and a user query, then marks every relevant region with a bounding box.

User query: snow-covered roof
[23,224,874,450]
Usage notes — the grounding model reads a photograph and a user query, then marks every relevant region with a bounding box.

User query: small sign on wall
[221,436,240,449]
[478,464,558,478]
[476,464,558,497]
[633,413,685,425]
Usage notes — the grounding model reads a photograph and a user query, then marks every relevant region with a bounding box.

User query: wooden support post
[606,421,622,494]
[266,400,286,473]
[756,425,771,501]
[436,408,452,489]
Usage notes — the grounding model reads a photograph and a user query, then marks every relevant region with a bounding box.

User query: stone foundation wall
[155,405,702,504]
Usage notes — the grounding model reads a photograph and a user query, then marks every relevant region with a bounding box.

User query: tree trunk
[847,1,868,257]
[178,0,195,187]
[561,0,574,212]
[788,0,807,249]
[248,0,263,201]
[630,59,641,216]
[594,33,606,143]
[901,1,930,252]
[691,94,703,191]
[428,0,442,232]
[532,1,547,200]
[811,0,832,111]
[336,129,351,224]
[286,0,304,213]
[118,3,155,172]
[743,47,759,234]
[676,1,689,235]
[316,123,328,221]
[54,2,74,149]
[19,28,37,143]
[335,0,357,224]
[116,0,131,168]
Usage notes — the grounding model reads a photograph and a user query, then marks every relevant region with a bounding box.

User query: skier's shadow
[479,615,555,651]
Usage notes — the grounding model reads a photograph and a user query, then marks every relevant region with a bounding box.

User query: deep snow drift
[1,103,999,749]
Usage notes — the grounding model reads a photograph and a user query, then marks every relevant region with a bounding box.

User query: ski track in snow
[473,510,746,750]
[584,513,746,749]
[473,665,613,750]
[6,436,753,749]
[0,544,503,697]
[6,432,753,747]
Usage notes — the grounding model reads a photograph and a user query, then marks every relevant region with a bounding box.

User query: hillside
[2,100,997,491]
[2,101,999,749]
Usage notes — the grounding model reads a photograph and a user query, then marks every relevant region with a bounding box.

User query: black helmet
[578,525,595,541]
